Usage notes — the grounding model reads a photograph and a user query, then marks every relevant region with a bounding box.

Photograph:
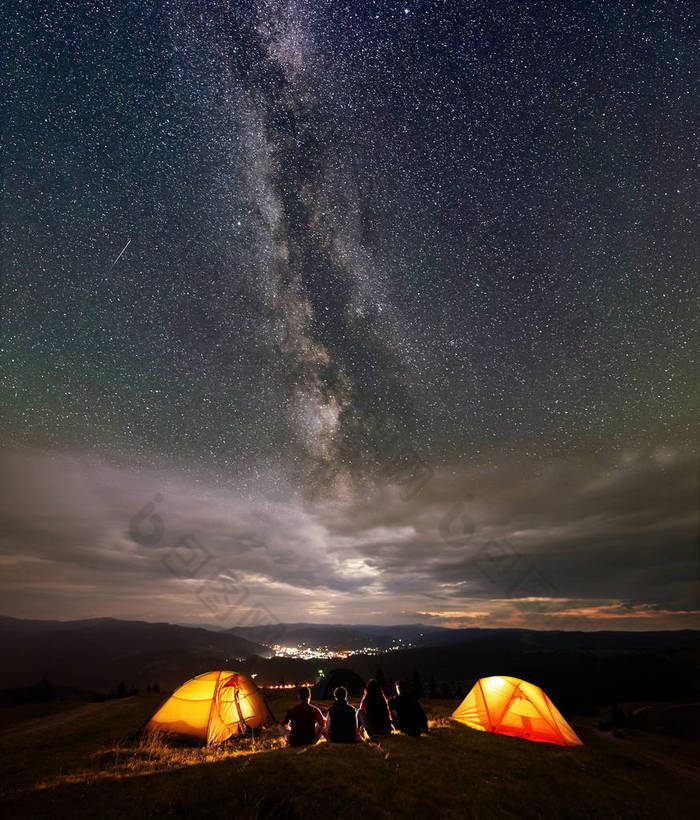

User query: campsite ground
[0,691,698,819]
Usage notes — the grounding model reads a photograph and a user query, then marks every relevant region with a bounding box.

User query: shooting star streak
[107,238,132,273]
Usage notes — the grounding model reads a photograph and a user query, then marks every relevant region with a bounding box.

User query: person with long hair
[357,678,393,738]
[389,680,429,737]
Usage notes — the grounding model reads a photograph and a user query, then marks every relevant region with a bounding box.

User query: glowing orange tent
[144,670,274,745]
[452,675,582,746]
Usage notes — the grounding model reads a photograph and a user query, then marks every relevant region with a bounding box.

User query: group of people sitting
[279,679,429,747]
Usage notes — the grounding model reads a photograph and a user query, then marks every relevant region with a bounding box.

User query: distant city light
[266,640,414,660]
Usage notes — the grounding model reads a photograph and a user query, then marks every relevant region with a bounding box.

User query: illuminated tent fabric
[144,670,274,745]
[452,675,582,746]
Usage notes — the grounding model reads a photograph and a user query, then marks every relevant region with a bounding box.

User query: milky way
[1,1,697,627]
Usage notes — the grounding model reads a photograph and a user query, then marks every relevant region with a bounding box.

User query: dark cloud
[0,445,696,628]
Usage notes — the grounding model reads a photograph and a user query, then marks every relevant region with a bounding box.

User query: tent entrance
[215,674,250,734]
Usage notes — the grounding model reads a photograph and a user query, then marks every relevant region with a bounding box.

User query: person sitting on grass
[324,686,359,744]
[388,680,429,737]
[279,686,325,747]
[357,678,393,739]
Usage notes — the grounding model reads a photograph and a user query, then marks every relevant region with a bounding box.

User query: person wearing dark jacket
[358,678,393,738]
[324,686,359,743]
[388,680,429,737]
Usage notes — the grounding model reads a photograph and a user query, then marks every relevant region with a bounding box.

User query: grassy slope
[0,697,87,730]
[0,692,698,819]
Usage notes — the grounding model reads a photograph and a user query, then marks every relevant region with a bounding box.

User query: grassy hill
[0,617,271,690]
[0,691,698,819]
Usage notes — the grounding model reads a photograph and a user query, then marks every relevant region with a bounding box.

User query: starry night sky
[1,1,698,629]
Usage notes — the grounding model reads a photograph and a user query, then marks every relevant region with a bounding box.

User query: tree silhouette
[411,669,424,697]
[428,675,438,698]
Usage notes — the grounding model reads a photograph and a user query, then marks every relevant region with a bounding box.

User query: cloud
[310,445,699,621]
[0,443,696,629]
